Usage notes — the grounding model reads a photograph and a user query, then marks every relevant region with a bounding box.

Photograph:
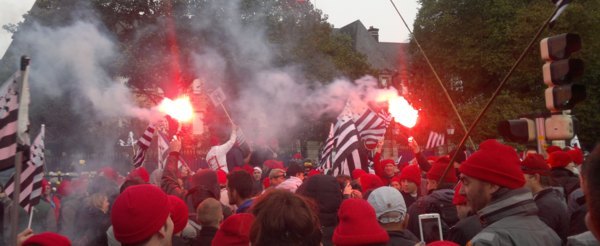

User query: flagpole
[11,56,30,245]
[27,207,34,229]
[389,0,477,150]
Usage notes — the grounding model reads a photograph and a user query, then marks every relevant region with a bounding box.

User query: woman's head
[250,189,322,246]
[89,193,109,214]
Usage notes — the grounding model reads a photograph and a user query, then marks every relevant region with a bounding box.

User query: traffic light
[498,118,535,143]
[540,33,586,112]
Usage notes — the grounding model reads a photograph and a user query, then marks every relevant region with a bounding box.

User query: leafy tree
[409,0,600,148]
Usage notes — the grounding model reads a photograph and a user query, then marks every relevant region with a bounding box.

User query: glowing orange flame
[377,93,419,128]
[158,96,194,122]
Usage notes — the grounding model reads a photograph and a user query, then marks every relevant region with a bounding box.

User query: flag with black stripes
[317,123,335,173]
[354,107,392,149]
[157,131,189,170]
[4,124,45,213]
[549,0,571,28]
[330,114,369,176]
[0,71,24,171]
[426,131,445,150]
[132,124,155,168]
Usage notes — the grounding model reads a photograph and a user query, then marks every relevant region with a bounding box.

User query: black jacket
[535,188,569,243]
[448,214,482,246]
[297,174,343,246]
[407,188,457,243]
[387,230,419,246]
[194,226,218,246]
[551,168,580,199]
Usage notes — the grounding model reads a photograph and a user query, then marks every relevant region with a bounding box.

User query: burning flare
[377,93,419,128]
[158,96,194,122]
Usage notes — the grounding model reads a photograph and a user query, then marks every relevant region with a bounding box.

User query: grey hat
[367,187,407,223]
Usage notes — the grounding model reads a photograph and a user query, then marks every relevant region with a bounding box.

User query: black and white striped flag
[0,69,29,171]
[4,124,44,213]
[157,131,188,170]
[132,124,155,168]
[317,123,335,173]
[330,110,369,176]
[426,131,445,150]
[549,0,571,28]
[354,107,392,149]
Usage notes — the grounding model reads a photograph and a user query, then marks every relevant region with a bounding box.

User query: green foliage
[410,0,600,148]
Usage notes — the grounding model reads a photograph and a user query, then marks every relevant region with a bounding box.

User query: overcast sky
[0,0,419,57]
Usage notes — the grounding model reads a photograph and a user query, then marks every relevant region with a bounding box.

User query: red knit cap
[427,241,460,246]
[57,180,71,197]
[459,139,524,189]
[262,177,270,188]
[521,153,550,176]
[168,195,189,235]
[127,167,149,183]
[548,151,573,168]
[391,175,401,184]
[111,184,170,244]
[452,183,467,205]
[399,164,422,186]
[546,145,562,154]
[360,174,384,192]
[567,147,584,165]
[23,232,71,246]
[351,169,367,180]
[263,159,284,169]
[216,169,227,185]
[333,198,389,245]
[41,179,49,194]
[381,159,396,167]
[426,157,457,183]
[99,167,119,182]
[212,213,254,246]
[307,169,321,177]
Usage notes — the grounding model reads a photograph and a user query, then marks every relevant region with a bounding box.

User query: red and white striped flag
[132,124,155,168]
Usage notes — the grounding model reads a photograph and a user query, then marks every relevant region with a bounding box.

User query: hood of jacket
[478,187,538,227]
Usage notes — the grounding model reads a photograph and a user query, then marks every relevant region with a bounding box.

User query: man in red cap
[397,164,422,209]
[447,183,482,246]
[548,150,580,199]
[459,139,561,245]
[521,153,569,243]
[372,141,398,185]
[111,184,174,245]
[406,157,458,243]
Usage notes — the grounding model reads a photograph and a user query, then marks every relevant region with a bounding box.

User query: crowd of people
[1,127,599,246]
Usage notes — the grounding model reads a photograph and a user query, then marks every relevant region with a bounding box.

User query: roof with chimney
[335,20,410,72]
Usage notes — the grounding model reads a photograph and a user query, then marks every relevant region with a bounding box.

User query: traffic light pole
[535,117,547,156]
[437,3,566,185]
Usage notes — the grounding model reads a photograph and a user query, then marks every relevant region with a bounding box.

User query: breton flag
[157,131,189,170]
[549,0,571,28]
[132,124,156,168]
[426,131,445,150]
[4,125,45,213]
[0,66,30,171]
[317,123,335,173]
[330,105,369,176]
[354,107,392,149]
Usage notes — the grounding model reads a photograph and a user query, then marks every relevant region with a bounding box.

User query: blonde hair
[88,193,107,211]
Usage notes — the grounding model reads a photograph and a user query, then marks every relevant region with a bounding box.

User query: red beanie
[459,139,524,189]
[307,169,321,177]
[263,159,284,169]
[546,145,562,154]
[216,169,227,186]
[212,213,254,246]
[567,147,584,165]
[381,159,396,167]
[57,180,71,197]
[99,167,119,182]
[351,169,367,180]
[521,154,550,176]
[168,195,189,235]
[427,241,460,246]
[391,175,401,184]
[127,167,150,183]
[23,232,71,246]
[426,157,457,183]
[360,174,384,192]
[399,164,422,186]
[548,151,573,168]
[452,183,467,205]
[333,198,389,245]
[262,177,271,188]
[111,184,170,244]
[292,152,303,159]
[41,179,49,194]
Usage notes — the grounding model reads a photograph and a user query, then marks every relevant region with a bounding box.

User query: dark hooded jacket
[470,187,561,246]
[551,168,580,199]
[448,214,482,246]
[407,188,457,243]
[297,174,343,246]
[534,187,569,243]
